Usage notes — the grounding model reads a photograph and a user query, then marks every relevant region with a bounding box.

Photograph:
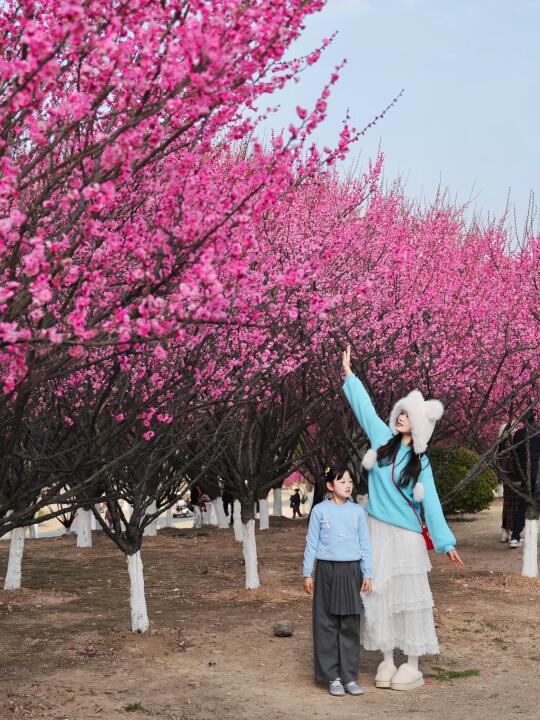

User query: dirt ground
[1,500,539,720]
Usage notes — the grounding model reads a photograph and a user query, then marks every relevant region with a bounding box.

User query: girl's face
[327,470,353,501]
[395,410,411,434]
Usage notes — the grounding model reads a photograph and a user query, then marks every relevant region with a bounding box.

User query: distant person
[497,424,522,543]
[190,483,206,529]
[290,488,302,518]
[303,465,372,696]
[104,503,114,531]
[222,487,235,526]
[509,411,540,548]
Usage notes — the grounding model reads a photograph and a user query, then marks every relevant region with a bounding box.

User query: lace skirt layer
[361,516,439,656]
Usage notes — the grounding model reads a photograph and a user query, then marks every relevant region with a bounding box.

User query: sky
[260,0,540,233]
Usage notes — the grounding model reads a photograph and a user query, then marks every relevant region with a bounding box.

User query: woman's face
[395,410,411,434]
[327,470,353,500]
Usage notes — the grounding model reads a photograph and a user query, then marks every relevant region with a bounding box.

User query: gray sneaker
[345,681,364,695]
[329,678,346,696]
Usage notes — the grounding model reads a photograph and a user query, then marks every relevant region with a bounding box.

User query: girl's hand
[361,578,372,594]
[303,577,313,595]
[342,345,352,377]
[447,549,464,569]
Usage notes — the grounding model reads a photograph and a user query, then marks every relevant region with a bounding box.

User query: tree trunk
[166,507,174,528]
[522,518,538,578]
[193,506,203,529]
[212,497,229,529]
[76,509,93,548]
[233,500,243,542]
[242,520,260,589]
[127,551,150,633]
[2,509,12,541]
[4,526,25,590]
[94,504,102,530]
[259,497,270,530]
[272,488,283,517]
[28,524,38,539]
[144,501,158,536]
[203,502,218,526]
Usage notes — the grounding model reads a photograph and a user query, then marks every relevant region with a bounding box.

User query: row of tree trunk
[1,488,303,629]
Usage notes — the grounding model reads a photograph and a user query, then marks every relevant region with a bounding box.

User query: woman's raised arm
[342,346,393,447]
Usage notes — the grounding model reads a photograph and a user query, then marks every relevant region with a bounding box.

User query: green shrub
[430,446,498,514]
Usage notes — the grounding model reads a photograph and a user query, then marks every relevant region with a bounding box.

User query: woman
[342,346,463,691]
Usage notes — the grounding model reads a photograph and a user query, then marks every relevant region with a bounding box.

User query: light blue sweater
[343,374,456,554]
[303,499,372,578]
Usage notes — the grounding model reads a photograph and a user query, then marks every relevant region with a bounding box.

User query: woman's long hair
[377,434,423,487]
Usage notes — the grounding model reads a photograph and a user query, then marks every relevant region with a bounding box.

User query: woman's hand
[361,578,372,593]
[447,549,464,569]
[342,345,352,377]
[303,577,313,595]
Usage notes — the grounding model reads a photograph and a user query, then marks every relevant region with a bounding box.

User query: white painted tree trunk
[64,524,74,536]
[144,501,158,536]
[166,507,174,528]
[76,509,93,548]
[4,526,25,590]
[127,551,149,632]
[356,493,369,508]
[204,502,218,526]
[522,518,539,578]
[193,506,203,529]
[273,488,283,517]
[259,498,270,530]
[233,500,243,542]
[28,524,38,539]
[213,497,229,529]
[306,491,314,511]
[242,520,260,589]
[91,511,97,530]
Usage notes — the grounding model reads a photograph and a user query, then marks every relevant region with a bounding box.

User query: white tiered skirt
[360,516,439,656]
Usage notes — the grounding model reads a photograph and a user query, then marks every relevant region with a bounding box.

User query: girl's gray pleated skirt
[312,560,363,684]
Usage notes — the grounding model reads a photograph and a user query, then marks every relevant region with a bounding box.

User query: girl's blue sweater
[303,499,372,578]
[343,374,456,554]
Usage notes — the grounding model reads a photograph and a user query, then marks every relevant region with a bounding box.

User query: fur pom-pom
[362,448,378,470]
[425,399,444,422]
[413,482,424,502]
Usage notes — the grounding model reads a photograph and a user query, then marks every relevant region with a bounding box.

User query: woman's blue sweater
[343,374,456,554]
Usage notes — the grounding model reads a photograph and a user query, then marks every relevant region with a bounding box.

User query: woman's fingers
[342,344,351,370]
[448,550,464,568]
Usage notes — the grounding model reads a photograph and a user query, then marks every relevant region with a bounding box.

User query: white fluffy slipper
[375,660,398,689]
[390,663,424,691]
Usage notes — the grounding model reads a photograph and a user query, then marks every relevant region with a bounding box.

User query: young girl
[303,466,372,696]
[342,346,464,691]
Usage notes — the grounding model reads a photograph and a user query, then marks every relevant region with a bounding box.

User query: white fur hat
[388,390,444,455]
[361,390,444,503]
